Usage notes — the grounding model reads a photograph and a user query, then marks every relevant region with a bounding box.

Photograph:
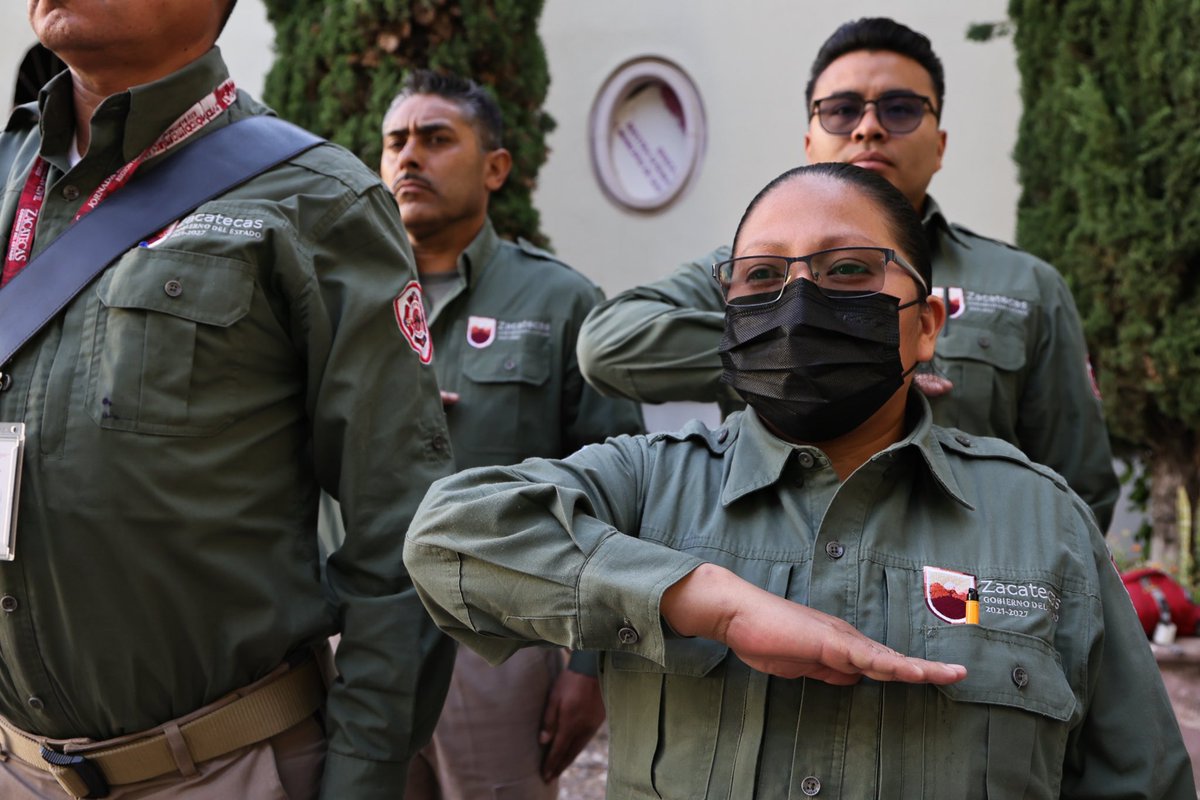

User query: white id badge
[0,423,25,561]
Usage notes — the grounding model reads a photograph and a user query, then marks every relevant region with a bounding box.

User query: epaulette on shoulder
[949,223,1023,253]
[935,428,1070,492]
[516,237,570,267]
[648,417,734,455]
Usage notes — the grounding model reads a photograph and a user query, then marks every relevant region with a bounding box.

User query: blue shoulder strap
[0,116,323,372]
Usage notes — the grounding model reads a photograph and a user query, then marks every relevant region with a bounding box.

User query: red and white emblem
[934,286,966,319]
[923,566,976,624]
[466,316,497,349]
[394,280,433,364]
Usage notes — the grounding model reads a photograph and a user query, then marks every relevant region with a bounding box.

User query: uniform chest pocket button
[1011,666,1029,688]
[163,279,183,298]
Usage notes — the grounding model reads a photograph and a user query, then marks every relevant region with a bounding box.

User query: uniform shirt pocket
[930,324,1027,436]
[604,637,728,800]
[455,334,552,461]
[922,625,1076,799]
[87,248,254,436]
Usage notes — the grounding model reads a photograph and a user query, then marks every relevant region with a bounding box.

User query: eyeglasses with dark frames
[712,247,929,307]
[811,92,937,135]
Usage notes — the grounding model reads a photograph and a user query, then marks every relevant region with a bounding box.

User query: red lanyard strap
[2,80,237,287]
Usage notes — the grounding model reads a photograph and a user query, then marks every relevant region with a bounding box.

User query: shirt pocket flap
[925,625,1076,722]
[462,335,551,386]
[95,249,254,327]
[608,636,728,677]
[935,327,1026,371]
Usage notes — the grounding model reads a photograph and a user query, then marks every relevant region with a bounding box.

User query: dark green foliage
[1008,0,1200,481]
[261,0,555,245]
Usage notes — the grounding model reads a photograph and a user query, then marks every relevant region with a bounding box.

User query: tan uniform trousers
[406,646,564,800]
[0,659,327,800]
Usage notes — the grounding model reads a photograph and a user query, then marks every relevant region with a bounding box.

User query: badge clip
[0,423,26,562]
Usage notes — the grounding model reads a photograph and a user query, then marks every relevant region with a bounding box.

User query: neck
[66,48,211,157]
[408,217,485,276]
[787,385,911,481]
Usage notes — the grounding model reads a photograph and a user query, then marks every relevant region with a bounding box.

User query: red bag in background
[1121,567,1200,638]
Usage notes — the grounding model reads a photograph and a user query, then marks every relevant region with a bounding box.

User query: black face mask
[718,278,919,442]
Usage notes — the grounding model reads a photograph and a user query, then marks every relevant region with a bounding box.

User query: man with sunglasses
[578,16,1120,531]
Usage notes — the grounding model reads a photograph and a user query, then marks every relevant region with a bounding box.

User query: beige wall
[0,1,1019,297]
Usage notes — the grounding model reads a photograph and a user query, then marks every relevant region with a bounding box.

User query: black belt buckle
[40,745,110,799]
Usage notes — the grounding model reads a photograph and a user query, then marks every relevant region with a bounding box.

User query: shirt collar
[35,47,233,168]
[921,195,968,248]
[719,392,974,511]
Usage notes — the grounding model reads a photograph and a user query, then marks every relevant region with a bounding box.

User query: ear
[483,148,512,192]
[933,129,947,175]
[804,131,813,161]
[915,293,946,363]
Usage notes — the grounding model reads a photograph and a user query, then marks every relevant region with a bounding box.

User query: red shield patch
[924,566,976,624]
[466,316,497,349]
[394,280,433,364]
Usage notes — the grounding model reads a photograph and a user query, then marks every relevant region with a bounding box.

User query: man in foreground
[0,2,452,797]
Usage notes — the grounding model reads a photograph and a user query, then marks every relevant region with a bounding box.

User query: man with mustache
[577,17,1120,532]
[378,69,643,800]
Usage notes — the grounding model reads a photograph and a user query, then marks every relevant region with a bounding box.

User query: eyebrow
[384,121,456,139]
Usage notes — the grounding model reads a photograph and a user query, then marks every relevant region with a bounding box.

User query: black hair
[384,69,504,151]
[218,0,237,37]
[804,17,945,117]
[731,162,932,294]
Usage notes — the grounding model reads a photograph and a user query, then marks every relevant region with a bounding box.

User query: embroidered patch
[467,316,497,349]
[934,286,966,319]
[394,280,433,364]
[924,566,976,624]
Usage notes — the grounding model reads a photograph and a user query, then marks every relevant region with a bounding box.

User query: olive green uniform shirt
[0,48,454,798]
[426,219,643,470]
[576,199,1120,530]
[405,397,1194,799]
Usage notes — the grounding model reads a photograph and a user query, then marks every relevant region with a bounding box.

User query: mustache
[389,172,434,194]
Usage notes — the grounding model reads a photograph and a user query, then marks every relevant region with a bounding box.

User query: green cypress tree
[1007,0,1200,569]
[260,0,555,245]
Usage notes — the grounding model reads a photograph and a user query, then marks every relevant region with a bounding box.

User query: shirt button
[716,429,728,444]
[825,541,845,560]
[1011,666,1029,688]
[27,696,44,711]
[0,595,17,613]
[801,775,821,795]
[617,626,639,645]
[797,452,816,469]
[61,185,80,201]
[163,279,183,298]
[955,434,973,447]
[503,358,517,370]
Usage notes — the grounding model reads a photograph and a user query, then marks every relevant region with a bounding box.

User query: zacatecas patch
[924,565,976,624]
[394,281,433,364]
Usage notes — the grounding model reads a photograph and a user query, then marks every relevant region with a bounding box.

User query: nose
[851,103,887,143]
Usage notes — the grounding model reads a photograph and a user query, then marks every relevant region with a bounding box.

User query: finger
[541,728,578,781]
[440,391,460,407]
[538,695,560,746]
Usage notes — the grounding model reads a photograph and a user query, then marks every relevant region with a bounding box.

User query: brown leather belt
[0,657,325,798]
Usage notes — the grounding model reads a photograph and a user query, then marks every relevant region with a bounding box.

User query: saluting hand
[661,563,967,686]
